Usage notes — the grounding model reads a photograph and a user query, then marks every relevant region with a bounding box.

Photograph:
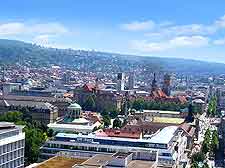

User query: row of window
[0,130,20,140]
[0,140,24,155]
[0,149,24,163]
[0,157,24,168]
[55,137,167,149]
[43,143,131,154]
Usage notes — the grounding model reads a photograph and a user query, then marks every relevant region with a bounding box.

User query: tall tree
[211,130,219,153]
[84,95,96,111]
[113,118,122,128]
[103,115,111,128]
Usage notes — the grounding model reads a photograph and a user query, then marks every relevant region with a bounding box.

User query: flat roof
[148,126,178,144]
[81,154,113,167]
[141,110,180,115]
[36,156,86,168]
[128,160,155,168]
[152,117,184,124]
[112,152,132,159]
[48,123,96,131]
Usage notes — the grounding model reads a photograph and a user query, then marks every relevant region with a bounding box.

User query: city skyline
[1,1,225,63]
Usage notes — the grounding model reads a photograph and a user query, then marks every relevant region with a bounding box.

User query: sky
[1,1,225,63]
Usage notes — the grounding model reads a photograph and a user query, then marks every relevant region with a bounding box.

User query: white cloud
[130,40,167,52]
[169,36,209,47]
[130,36,209,52]
[0,22,25,35]
[30,23,68,34]
[213,38,225,45]
[0,22,69,36]
[166,24,214,35]
[214,15,225,28]
[125,14,225,40]
[121,20,155,31]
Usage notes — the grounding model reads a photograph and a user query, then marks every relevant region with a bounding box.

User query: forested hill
[0,39,224,74]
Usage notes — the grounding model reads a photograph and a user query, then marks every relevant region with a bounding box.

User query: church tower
[162,73,171,96]
[151,73,158,92]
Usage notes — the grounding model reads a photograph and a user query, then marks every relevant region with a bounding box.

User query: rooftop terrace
[36,156,86,168]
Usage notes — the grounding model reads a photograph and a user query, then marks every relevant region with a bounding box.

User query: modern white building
[40,126,187,167]
[117,73,125,91]
[0,122,25,168]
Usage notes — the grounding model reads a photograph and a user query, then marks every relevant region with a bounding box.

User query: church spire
[151,73,157,92]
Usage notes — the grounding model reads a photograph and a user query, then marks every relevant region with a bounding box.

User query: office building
[0,122,25,168]
[117,73,125,91]
[0,99,58,125]
[40,126,188,167]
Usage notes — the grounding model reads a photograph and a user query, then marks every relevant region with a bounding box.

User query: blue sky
[1,1,225,63]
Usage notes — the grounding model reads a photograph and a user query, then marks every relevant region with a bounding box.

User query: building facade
[0,100,58,125]
[40,126,188,167]
[0,122,25,168]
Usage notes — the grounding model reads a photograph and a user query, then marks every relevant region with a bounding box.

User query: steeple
[151,73,158,92]
[162,73,171,96]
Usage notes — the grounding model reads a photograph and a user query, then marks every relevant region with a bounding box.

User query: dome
[68,102,82,109]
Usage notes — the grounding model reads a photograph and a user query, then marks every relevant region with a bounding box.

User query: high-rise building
[0,122,25,168]
[117,73,125,91]
[128,73,135,90]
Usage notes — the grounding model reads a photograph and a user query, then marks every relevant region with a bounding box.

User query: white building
[40,126,187,167]
[117,73,125,91]
[0,122,25,168]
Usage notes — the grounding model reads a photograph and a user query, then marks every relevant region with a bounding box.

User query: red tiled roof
[96,128,141,139]
[177,96,188,104]
[83,83,95,92]
[83,112,101,123]
[151,89,167,98]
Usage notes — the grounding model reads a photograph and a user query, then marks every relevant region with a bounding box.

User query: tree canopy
[113,118,122,128]
[83,95,96,111]
[131,98,188,111]
[207,96,217,116]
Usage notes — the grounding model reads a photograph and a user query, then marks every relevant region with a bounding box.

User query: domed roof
[68,102,82,109]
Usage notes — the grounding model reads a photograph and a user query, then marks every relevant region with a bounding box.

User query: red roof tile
[96,128,141,139]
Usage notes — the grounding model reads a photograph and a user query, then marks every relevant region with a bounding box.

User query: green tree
[84,95,96,111]
[21,107,32,123]
[131,99,188,111]
[24,126,46,164]
[211,130,219,154]
[207,96,217,116]
[113,118,122,128]
[132,98,145,110]
[191,152,205,163]
[109,108,119,119]
[47,128,54,137]
[202,141,210,154]
[202,129,211,154]
[0,111,23,122]
[202,162,209,168]
[103,115,111,127]
[191,162,199,168]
